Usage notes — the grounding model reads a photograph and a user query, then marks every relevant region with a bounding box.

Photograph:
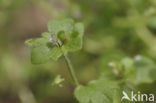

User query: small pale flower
[134,55,142,61]
[59,84,63,87]
[108,62,114,67]
[49,37,53,42]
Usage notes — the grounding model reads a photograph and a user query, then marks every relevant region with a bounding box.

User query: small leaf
[121,57,134,75]
[31,46,52,64]
[64,35,82,52]
[50,46,62,61]
[25,39,35,46]
[31,45,62,64]
[126,56,156,85]
[47,18,74,36]
[42,32,51,39]
[26,38,48,47]
[74,79,119,103]
[121,58,133,69]
[28,38,62,64]
[57,31,66,42]
[74,22,84,37]
[63,23,84,52]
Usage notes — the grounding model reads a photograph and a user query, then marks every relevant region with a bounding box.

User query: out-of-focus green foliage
[100,56,156,85]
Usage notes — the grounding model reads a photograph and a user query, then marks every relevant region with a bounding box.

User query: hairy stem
[63,54,79,86]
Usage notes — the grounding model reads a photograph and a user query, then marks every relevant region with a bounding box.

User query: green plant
[25,18,156,103]
[25,18,83,86]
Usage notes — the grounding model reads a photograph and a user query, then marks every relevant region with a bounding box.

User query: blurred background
[0,0,156,103]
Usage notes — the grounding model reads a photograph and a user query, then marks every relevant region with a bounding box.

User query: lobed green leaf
[74,79,119,103]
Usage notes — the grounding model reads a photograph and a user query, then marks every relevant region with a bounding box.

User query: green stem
[63,54,79,86]
[56,42,79,86]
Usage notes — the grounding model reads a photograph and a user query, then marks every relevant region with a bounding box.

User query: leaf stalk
[63,54,79,86]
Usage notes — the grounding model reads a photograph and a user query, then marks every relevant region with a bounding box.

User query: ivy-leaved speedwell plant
[25,18,83,86]
[25,18,123,103]
[25,18,156,103]
[25,18,117,103]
